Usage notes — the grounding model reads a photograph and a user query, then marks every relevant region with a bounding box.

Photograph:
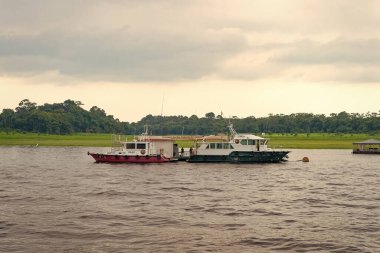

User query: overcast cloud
[1,0,379,121]
[0,0,380,83]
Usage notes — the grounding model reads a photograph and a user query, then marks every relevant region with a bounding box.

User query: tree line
[0,99,379,135]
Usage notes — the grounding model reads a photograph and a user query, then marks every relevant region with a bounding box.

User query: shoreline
[1,132,379,149]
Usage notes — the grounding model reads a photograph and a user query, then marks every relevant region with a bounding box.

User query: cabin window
[223,143,230,149]
[248,140,255,145]
[205,144,210,149]
[217,143,223,149]
[126,143,135,149]
[210,143,216,149]
[260,140,266,145]
[137,143,146,149]
[240,139,248,145]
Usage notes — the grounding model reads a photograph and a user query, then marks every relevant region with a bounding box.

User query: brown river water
[0,147,379,252]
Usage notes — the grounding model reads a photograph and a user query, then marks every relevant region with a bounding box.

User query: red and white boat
[88,129,177,163]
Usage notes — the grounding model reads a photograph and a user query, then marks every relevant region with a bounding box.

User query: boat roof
[196,136,228,141]
[121,136,174,144]
[143,137,173,142]
[352,139,380,144]
[234,134,265,140]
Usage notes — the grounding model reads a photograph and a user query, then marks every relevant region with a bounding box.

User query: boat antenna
[159,94,164,135]
[161,94,165,117]
[141,125,149,141]
[228,120,237,137]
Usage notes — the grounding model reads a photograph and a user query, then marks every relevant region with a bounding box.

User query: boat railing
[121,148,166,156]
[111,134,127,152]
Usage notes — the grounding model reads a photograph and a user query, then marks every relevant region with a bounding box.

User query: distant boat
[187,123,290,163]
[88,127,177,163]
[352,139,380,154]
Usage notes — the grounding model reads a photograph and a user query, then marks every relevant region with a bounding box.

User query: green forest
[0,99,379,135]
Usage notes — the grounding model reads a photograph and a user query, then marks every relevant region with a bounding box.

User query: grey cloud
[0,0,249,81]
[265,38,380,83]
[216,38,380,83]
[0,0,194,30]
[272,39,380,65]
[1,0,380,84]
[0,30,248,81]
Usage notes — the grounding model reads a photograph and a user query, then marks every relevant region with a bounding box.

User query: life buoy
[235,139,240,144]
[141,150,146,155]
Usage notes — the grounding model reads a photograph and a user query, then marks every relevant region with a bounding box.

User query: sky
[0,0,379,122]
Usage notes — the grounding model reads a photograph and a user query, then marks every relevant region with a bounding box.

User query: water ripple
[0,147,379,252]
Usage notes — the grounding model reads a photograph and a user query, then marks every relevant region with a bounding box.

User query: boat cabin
[352,139,380,154]
[186,123,290,163]
[233,134,268,150]
[118,137,177,158]
[236,134,268,150]
[195,133,270,155]
[205,143,234,149]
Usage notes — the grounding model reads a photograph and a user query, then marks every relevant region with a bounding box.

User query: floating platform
[352,139,380,154]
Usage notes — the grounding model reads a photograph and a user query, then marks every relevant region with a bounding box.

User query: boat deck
[352,149,380,154]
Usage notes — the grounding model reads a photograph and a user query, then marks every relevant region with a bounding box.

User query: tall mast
[228,121,237,138]
[140,125,149,141]
[160,94,164,117]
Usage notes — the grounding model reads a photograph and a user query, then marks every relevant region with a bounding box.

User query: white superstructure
[194,124,271,156]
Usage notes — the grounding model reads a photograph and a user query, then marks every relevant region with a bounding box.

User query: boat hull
[187,151,290,163]
[88,153,171,163]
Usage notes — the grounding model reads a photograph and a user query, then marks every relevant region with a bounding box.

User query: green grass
[176,133,380,149]
[0,132,126,147]
[0,132,379,149]
[266,133,380,149]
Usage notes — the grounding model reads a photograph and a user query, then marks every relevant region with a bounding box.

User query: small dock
[352,139,380,154]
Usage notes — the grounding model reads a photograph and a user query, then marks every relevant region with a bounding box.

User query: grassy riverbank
[0,132,379,149]
[175,133,380,149]
[266,133,380,149]
[0,132,118,147]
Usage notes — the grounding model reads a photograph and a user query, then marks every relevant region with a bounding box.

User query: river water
[0,147,379,252]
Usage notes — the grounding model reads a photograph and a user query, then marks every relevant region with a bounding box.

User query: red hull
[89,153,171,163]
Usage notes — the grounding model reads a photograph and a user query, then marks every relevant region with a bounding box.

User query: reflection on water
[0,147,379,252]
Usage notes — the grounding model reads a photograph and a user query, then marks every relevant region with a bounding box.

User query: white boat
[88,127,176,163]
[188,123,290,163]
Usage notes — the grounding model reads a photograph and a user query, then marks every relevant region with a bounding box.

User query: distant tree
[0,109,15,130]
[16,99,37,113]
[205,112,215,119]
[1,100,379,135]
[90,106,106,116]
